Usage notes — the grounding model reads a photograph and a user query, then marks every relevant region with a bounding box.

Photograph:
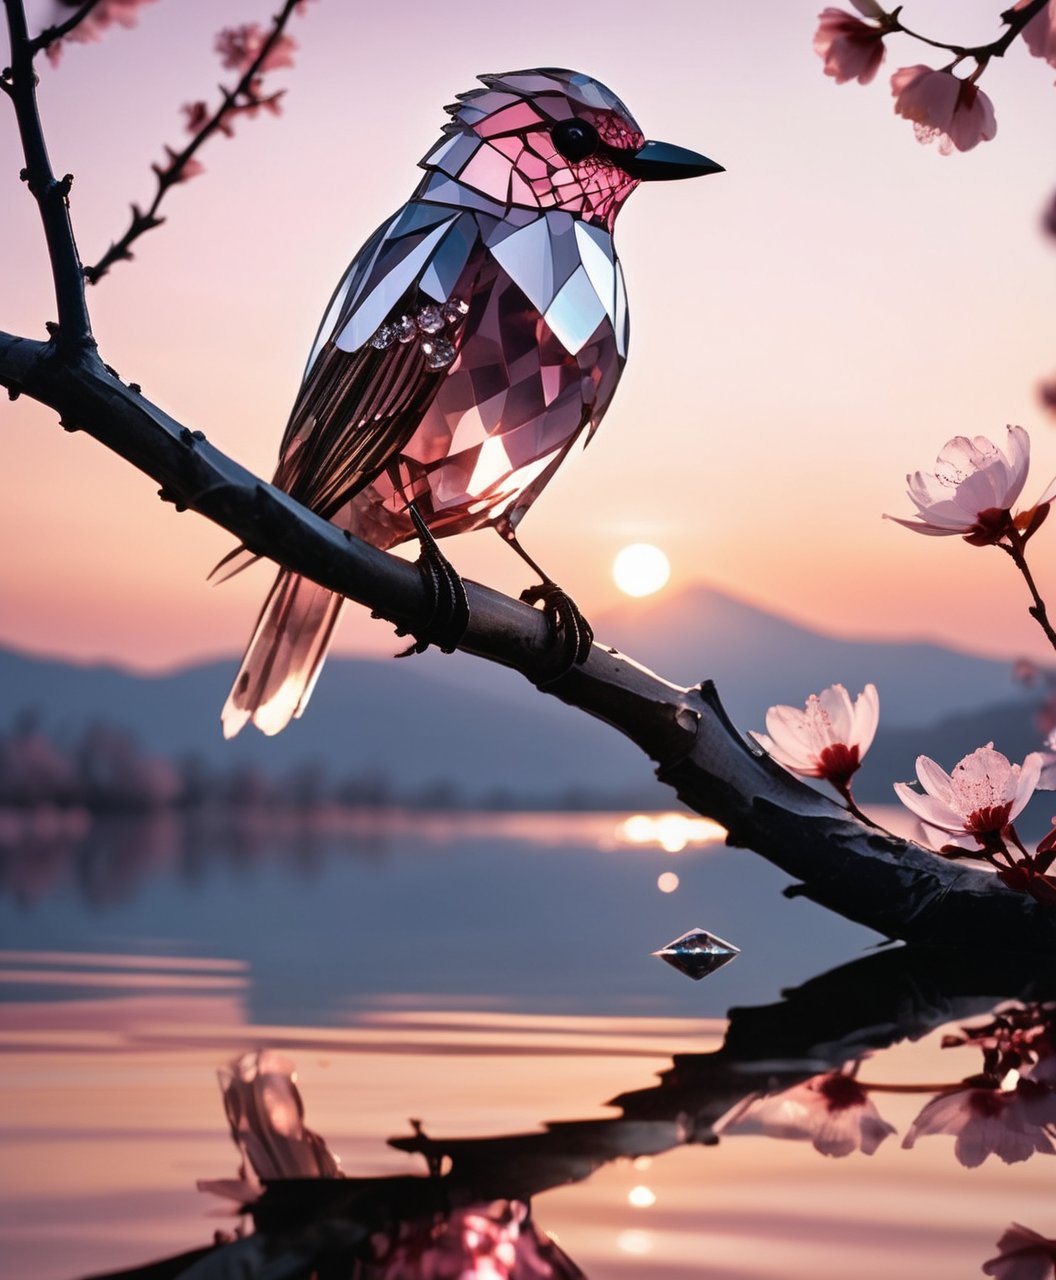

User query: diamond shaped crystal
[652,928,740,981]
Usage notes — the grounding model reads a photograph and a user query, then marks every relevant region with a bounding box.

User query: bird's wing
[272,204,483,520]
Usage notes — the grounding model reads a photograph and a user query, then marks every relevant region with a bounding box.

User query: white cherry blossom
[894,745,1042,838]
[752,683,879,790]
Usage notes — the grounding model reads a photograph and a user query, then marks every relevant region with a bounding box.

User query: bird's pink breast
[342,258,623,549]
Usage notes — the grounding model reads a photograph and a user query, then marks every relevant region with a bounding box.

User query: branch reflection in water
[78,945,1056,1280]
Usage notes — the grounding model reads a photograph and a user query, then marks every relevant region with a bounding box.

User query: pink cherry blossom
[44,0,157,64]
[151,146,205,185]
[885,426,1041,542]
[813,5,889,86]
[983,1223,1056,1279]
[215,24,297,75]
[752,683,878,790]
[894,745,1042,839]
[723,1071,896,1157]
[891,65,997,155]
[1021,0,1056,70]
[903,1082,1056,1167]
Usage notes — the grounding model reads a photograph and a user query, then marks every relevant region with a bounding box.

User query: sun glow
[612,543,671,597]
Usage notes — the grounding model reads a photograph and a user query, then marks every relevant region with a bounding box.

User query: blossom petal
[894,781,968,833]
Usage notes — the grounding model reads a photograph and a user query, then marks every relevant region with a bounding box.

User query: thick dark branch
[83,0,303,284]
[2,0,94,350]
[3,329,1055,949]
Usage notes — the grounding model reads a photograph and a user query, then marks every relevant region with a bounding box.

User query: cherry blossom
[813,3,891,85]
[722,1071,896,1157]
[884,426,1051,543]
[151,146,205,185]
[983,1223,1056,1279]
[895,745,1042,843]
[891,65,997,155]
[903,1080,1056,1167]
[215,24,297,75]
[1021,0,1056,70]
[43,0,157,64]
[752,683,878,794]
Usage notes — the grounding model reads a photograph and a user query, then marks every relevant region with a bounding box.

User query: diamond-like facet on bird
[370,324,394,350]
[417,304,445,334]
[653,928,740,981]
[394,315,418,343]
[422,338,457,370]
[442,298,469,325]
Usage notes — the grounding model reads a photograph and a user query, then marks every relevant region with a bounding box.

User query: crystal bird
[221,68,722,737]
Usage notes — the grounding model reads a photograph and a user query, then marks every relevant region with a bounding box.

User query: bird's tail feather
[222,570,344,739]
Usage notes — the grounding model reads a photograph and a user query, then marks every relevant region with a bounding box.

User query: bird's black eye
[550,119,600,163]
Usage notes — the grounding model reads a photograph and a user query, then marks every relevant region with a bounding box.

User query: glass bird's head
[421,68,722,232]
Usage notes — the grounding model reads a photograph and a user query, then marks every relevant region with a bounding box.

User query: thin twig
[83,0,304,283]
[28,0,102,55]
[2,0,94,351]
[887,0,1048,62]
[1002,528,1056,654]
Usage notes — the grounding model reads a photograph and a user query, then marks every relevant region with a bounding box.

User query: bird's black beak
[619,140,724,181]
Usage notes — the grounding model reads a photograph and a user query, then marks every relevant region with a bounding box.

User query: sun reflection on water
[616,812,726,853]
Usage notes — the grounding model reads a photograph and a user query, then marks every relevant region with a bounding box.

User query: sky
[1,0,1055,674]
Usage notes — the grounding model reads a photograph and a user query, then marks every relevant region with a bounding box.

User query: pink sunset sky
[1,0,1055,672]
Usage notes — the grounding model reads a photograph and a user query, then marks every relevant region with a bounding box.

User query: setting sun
[612,544,671,598]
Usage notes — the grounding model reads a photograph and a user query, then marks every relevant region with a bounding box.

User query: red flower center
[817,743,861,789]
[818,1072,868,1112]
[966,803,1012,835]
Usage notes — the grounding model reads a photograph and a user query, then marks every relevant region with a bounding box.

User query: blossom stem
[1002,528,1056,654]
[82,0,304,284]
[834,782,881,829]
[887,0,1048,62]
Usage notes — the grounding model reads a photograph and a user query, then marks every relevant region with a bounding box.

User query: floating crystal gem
[370,324,394,350]
[442,298,469,325]
[417,304,445,334]
[394,315,417,343]
[652,928,739,981]
[422,337,456,370]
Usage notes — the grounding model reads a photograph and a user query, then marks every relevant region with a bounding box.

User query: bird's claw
[394,506,469,658]
[519,581,593,681]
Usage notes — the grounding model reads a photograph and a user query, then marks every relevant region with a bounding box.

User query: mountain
[588,585,1029,730]
[0,584,1039,805]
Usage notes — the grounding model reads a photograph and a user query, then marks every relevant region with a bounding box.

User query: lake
[2,807,1055,1279]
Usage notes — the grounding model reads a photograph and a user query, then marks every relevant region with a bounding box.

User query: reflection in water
[75,946,1056,1280]
[0,810,721,909]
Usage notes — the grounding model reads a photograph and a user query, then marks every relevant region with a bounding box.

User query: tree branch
[2,0,94,352]
[2,329,1055,948]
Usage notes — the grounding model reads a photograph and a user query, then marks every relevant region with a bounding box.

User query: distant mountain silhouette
[0,585,1040,804]
[590,584,1029,729]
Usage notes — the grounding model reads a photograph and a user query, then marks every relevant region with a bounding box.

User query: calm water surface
[2,807,1054,1278]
